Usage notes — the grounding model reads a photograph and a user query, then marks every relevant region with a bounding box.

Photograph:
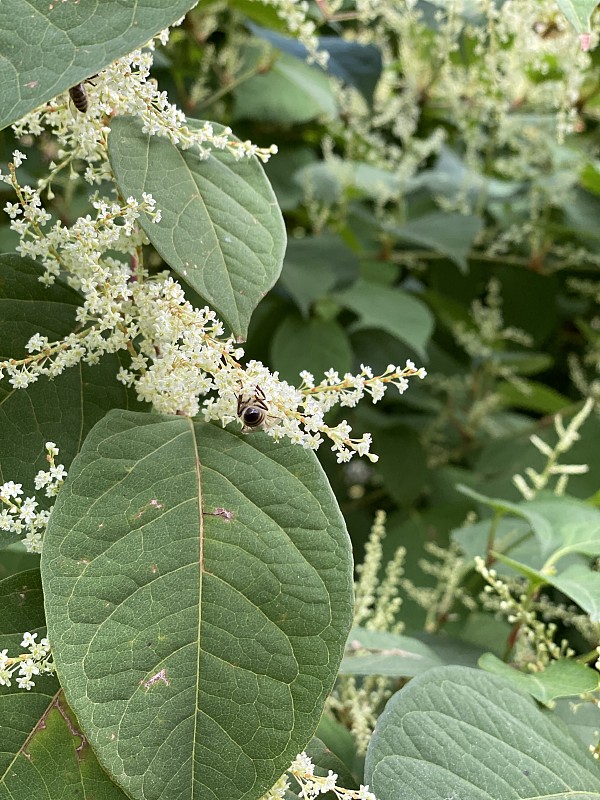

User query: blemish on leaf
[144,669,170,689]
[210,507,234,520]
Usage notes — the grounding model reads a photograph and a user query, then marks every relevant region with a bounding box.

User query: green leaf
[279,234,360,317]
[336,280,434,360]
[271,315,353,385]
[234,50,337,124]
[550,562,600,623]
[373,426,428,508]
[41,410,353,800]
[0,570,129,799]
[388,213,484,273]
[479,654,600,706]
[247,25,382,105]
[340,627,443,677]
[0,256,142,549]
[554,697,600,751]
[0,0,198,130]
[365,666,600,800]
[555,0,597,33]
[108,116,286,339]
[497,379,571,414]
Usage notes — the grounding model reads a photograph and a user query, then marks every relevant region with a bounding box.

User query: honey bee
[68,83,89,113]
[237,385,272,432]
[68,76,97,113]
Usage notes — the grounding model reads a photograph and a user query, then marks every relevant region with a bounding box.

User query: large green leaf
[0,570,129,800]
[335,280,434,360]
[108,116,286,339]
[365,666,600,800]
[0,0,197,130]
[41,410,353,800]
[0,256,143,549]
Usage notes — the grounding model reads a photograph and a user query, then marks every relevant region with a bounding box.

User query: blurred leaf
[264,146,317,211]
[279,234,360,316]
[555,0,597,32]
[271,315,353,385]
[388,212,484,273]
[554,698,600,750]
[316,715,360,782]
[365,666,600,800]
[497,380,571,414]
[340,627,443,677]
[373,426,428,507]
[336,280,434,360]
[108,116,286,339]
[479,654,600,706]
[247,24,382,104]
[233,51,337,124]
[305,737,358,791]
[0,0,198,130]
[42,410,353,800]
[550,563,600,623]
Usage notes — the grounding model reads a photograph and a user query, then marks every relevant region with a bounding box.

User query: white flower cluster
[13,46,277,189]
[0,632,55,691]
[0,443,66,553]
[262,751,376,800]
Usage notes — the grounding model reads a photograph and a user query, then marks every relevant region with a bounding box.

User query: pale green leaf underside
[365,666,600,800]
[41,410,353,800]
[108,116,287,338]
[555,0,597,32]
[0,0,197,130]
[340,627,443,677]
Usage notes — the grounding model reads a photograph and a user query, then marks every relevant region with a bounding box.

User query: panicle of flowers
[327,512,406,754]
[354,510,406,633]
[13,45,276,189]
[401,540,477,633]
[475,556,575,671]
[261,752,376,800]
[453,278,532,363]
[0,632,55,691]
[512,397,594,500]
[0,443,66,553]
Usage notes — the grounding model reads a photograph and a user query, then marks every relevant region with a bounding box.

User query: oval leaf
[335,280,434,360]
[365,665,600,800]
[41,410,353,800]
[108,116,286,338]
[0,0,197,130]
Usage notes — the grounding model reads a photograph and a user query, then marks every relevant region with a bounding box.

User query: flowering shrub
[0,2,599,800]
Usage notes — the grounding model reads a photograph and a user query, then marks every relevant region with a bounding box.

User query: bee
[68,75,98,113]
[68,83,89,113]
[237,385,272,432]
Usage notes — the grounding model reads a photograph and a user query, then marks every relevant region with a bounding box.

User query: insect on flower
[236,385,276,433]
[68,76,98,113]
